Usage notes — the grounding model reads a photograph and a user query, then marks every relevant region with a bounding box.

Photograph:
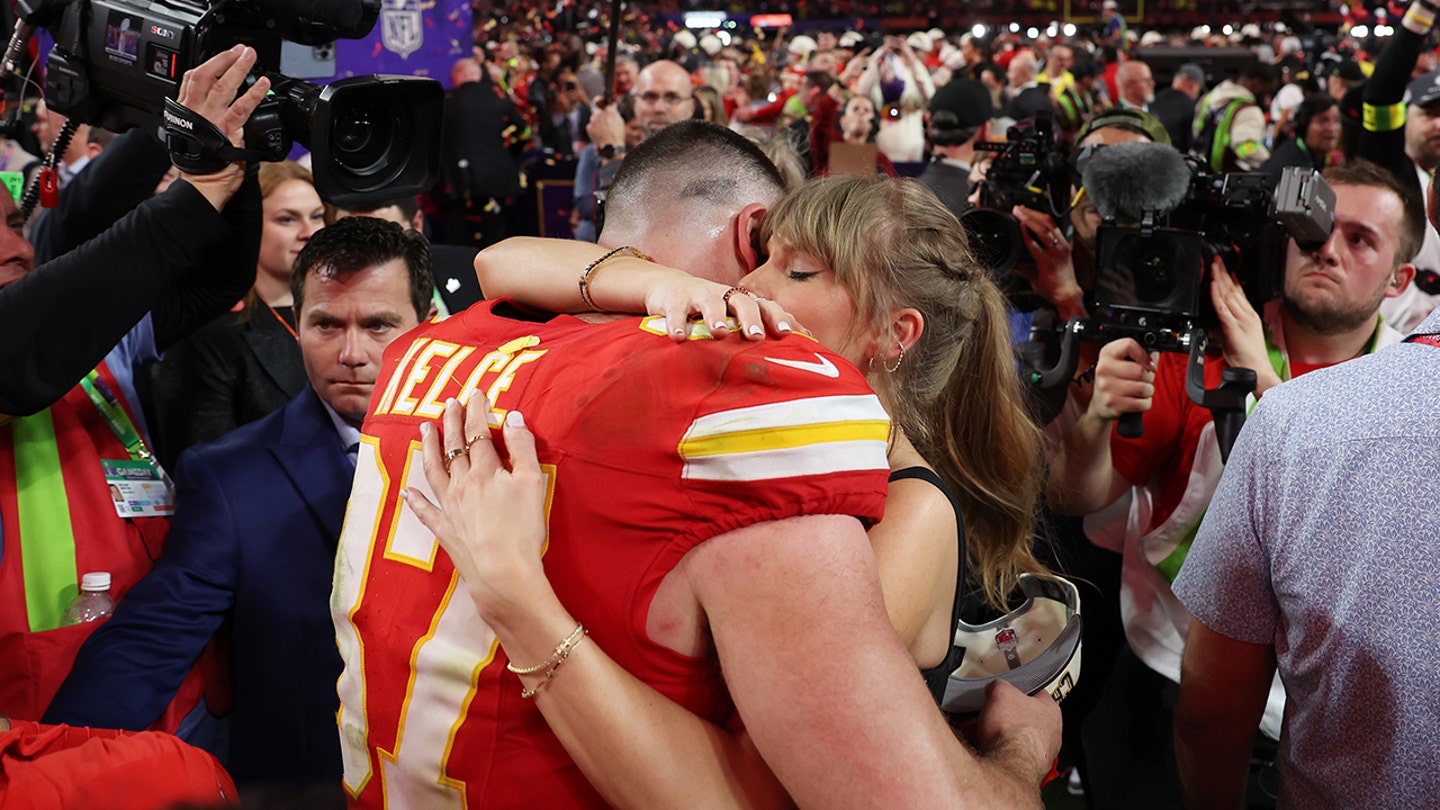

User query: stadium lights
[683,11,727,29]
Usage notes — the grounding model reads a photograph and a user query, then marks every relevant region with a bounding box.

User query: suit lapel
[269,388,354,544]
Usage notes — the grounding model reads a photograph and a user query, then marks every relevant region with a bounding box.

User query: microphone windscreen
[1081,141,1192,222]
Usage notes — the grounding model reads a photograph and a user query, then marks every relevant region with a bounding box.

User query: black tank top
[887,466,967,706]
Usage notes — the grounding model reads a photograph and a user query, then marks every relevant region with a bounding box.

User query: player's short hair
[292,215,434,321]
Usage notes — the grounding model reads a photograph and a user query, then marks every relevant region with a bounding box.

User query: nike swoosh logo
[763,353,840,378]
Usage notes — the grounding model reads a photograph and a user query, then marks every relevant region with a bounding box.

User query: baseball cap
[929,78,995,130]
[1176,62,1206,88]
[907,31,934,51]
[787,34,818,57]
[1407,68,1440,108]
[1102,0,1120,9]
[1338,60,1365,83]
[838,31,864,48]
[942,575,1083,714]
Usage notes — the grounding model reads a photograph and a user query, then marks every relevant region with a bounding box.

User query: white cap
[838,31,864,48]
[1280,35,1303,55]
[928,27,947,42]
[1241,23,1263,39]
[673,30,696,50]
[1102,0,1120,9]
[940,43,966,70]
[1140,30,1165,46]
[788,34,818,56]
[907,31,933,51]
[699,34,722,56]
[80,571,112,592]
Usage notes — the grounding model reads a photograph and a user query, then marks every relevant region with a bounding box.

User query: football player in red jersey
[334,122,1059,808]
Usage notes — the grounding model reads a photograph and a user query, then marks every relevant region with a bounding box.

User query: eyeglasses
[637,92,692,107]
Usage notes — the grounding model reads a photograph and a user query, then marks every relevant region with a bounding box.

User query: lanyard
[265,299,298,341]
[78,369,152,462]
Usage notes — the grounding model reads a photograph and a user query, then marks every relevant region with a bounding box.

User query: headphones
[1073,107,1172,147]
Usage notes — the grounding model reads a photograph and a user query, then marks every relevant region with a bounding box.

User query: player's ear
[735,202,768,273]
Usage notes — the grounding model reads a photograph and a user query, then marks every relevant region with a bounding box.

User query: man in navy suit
[43,216,435,797]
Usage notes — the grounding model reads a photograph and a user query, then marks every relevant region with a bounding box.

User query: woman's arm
[473,237,795,340]
[868,469,960,670]
[405,397,789,809]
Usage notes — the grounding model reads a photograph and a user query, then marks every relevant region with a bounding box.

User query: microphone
[1080,141,1192,223]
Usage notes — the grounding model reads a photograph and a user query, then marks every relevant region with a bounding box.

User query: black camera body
[962,110,1070,306]
[20,0,442,206]
[1088,163,1335,352]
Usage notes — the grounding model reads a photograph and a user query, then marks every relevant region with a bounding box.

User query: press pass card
[0,172,21,204]
[103,459,175,516]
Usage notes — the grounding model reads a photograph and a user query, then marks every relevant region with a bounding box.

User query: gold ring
[466,433,490,448]
[443,447,468,472]
[1051,236,1060,247]
[722,286,757,306]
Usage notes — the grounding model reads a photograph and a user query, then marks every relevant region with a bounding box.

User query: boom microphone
[1080,141,1192,223]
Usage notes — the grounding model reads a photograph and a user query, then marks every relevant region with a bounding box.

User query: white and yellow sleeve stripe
[678,394,890,482]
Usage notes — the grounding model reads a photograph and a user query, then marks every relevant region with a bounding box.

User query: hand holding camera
[1089,339,1157,424]
[173,46,272,211]
[1208,257,1282,396]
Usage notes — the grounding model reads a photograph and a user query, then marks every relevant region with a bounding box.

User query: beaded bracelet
[578,246,648,310]
[518,631,589,700]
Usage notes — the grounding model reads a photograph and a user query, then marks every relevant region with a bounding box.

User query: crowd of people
[2,0,1440,808]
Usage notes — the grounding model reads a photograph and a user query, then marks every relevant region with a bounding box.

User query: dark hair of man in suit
[290,215,435,322]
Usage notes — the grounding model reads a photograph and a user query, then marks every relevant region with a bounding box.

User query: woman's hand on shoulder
[644,278,800,343]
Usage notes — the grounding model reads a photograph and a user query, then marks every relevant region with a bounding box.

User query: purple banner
[332,0,475,84]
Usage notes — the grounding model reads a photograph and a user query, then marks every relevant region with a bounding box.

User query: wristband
[1402,0,1440,35]
[162,98,260,174]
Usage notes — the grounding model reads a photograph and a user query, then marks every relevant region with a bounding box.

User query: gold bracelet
[578,246,648,310]
[506,624,587,675]
[518,630,589,700]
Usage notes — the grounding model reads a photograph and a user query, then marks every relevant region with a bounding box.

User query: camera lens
[331,97,394,177]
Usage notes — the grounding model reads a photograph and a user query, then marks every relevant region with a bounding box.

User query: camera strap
[162,98,262,174]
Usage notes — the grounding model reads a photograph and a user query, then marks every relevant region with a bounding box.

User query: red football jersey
[332,302,890,808]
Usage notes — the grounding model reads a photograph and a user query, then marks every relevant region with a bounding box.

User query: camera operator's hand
[1089,338,1157,422]
[1210,257,1283,397]
[1013,206,1087,321]
[174,45,271,212]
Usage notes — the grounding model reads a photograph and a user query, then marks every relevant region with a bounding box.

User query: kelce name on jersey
[372,334,547,419]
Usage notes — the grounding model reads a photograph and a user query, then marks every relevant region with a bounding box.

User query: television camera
[1019,142,1335,461]
[3,0,443,207]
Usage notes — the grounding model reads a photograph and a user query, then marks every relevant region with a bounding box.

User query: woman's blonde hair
[258,160,313,199]
[761,175,1048,608]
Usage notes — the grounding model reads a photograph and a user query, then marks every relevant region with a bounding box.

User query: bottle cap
[79,571,112,592]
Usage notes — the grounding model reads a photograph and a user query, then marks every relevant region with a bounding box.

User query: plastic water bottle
[62,572,116,625]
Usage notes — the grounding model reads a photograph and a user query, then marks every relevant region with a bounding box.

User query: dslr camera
[11,0,442,206]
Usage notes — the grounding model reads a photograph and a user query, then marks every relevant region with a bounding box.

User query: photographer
[1008,108,1174,324]
[0,47,264,416]
[0,46,267,725]
[854,34,934,162]
[1048,160,1422,808]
